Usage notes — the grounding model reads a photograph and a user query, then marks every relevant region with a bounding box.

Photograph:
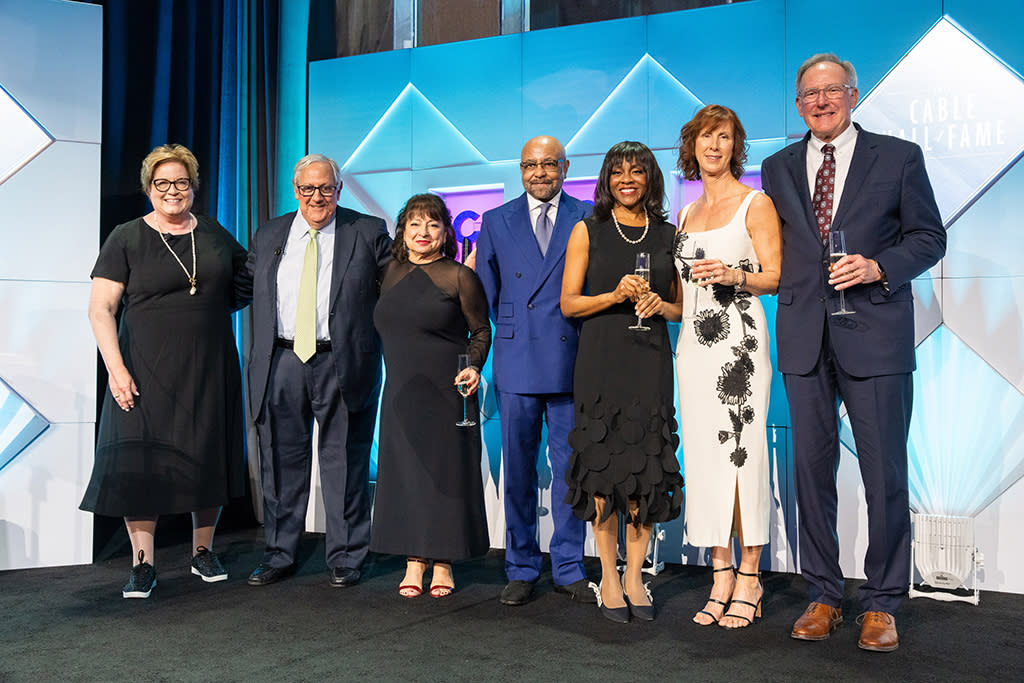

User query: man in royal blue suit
[762,54,945,652]
[477,136,594,606]
[240,154,392,588]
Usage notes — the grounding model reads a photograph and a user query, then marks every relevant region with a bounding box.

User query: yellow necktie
[294,228,318,362]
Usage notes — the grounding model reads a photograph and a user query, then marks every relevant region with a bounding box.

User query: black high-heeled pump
[595,580,630,623]
[695,565,734,625]
[622,576,655,622]
[721,569,763,629]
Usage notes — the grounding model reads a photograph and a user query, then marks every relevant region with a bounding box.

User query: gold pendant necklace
[157,214,198,295]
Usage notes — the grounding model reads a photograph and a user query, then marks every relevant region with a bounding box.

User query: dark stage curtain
[99,0,280,238]
[92,0,283,557]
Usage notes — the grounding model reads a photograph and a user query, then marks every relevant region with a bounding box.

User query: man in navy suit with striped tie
[477,136,594,606]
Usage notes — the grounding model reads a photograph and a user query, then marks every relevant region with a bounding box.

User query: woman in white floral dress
[673,105,781,629]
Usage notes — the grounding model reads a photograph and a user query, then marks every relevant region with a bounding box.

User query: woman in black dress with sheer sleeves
[370,194,491,598]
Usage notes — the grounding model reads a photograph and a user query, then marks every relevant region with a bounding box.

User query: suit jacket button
[560,336,567,342]
[515,272,522,278]
[818,297,825,303]
[528,303,535,310]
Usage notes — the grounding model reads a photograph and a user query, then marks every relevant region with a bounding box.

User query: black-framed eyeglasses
[520,159,565,173]
[152,177,192,192]
[799,84,853,103]
[296,184,338,197]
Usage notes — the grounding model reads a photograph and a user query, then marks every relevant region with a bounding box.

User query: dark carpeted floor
[1,527,1020,682]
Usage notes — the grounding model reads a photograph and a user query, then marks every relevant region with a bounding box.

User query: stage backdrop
[305,0,1024,593]
[0,0,101,570]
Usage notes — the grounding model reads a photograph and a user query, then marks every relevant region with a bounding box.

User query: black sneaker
[191,546,228,582]
[123,550,157,598]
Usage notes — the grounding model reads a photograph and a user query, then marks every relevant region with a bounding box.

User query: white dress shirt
[805,122,859,217]
[526,190,561,235]
[276,212,335,341]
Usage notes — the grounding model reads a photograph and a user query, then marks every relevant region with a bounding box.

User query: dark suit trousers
[499,391,586,586]
[784,323,912,614]
[256,346,375,569]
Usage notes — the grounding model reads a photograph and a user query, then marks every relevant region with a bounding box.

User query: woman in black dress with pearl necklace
[560,141,683,623]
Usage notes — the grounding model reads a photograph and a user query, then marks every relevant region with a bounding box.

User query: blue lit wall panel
[944,159,1024,279]
[645,55,705,150]
[0,0,101,143]
[308,49,411,168]
[408,85,488,170]
[946,0,1024,75]
[410,34,523,162]
[0,0,100,570]
[646,0,786,141]
[522,17,647,146]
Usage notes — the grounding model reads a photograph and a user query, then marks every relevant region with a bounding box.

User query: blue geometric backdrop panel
[646,1,787,141]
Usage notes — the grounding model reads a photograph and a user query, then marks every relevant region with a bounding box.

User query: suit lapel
[831,128,877,232]
[329,207,357,310]
[786,133,820,241]
[503,194,544,267]
[531,194,577,293]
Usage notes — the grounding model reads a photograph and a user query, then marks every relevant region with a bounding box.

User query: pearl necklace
[612,206,649,245]
[156,214,198,295]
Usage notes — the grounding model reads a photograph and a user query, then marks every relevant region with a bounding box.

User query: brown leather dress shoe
[857,611,899,652]
[791,601,843,640]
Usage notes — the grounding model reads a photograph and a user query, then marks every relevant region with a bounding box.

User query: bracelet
[735,269,747,292]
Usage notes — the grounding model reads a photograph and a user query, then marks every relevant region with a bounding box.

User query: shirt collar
[810,121,858,156]
[526,190,562,214]
[290,211,337,239]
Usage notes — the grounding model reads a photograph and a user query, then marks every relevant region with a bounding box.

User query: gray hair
[796,53,858,92]
[293,154,341,185]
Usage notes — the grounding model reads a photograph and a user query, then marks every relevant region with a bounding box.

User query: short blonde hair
[140,144,200,194]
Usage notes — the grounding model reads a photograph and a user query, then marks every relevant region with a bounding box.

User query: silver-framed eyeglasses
[152,177,192,192]
[799,83,854,102]
[296,184,338,197]
[520,158,564,173]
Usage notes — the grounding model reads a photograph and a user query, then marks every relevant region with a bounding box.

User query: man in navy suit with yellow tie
[762,54,945,651]
[477,136,594,606]
[241,154,392,588]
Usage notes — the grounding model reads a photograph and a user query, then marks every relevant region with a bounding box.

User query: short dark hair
[392,193,457,263]
[592,141,666,222]
[676,104,748,181]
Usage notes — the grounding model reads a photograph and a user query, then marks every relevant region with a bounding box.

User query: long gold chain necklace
[156,214,198,295]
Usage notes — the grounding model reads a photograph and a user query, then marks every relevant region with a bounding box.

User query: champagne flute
[684,238,706,320]
[829,231,855,316]
[455,353,476,427]
[628,252,651,332]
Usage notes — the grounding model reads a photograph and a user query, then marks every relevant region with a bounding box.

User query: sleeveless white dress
[673,191,771,548]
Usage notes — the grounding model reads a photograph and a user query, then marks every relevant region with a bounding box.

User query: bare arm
[743,193,781,295]
[88,277,137,410]
[689,193,781,296]
[560,220,647,318]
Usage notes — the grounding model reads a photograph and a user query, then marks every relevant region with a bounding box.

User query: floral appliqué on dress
[673,230,759,468]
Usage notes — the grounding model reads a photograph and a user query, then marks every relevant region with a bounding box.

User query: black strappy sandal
[694,566,734,625]
[721,569,763,629]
